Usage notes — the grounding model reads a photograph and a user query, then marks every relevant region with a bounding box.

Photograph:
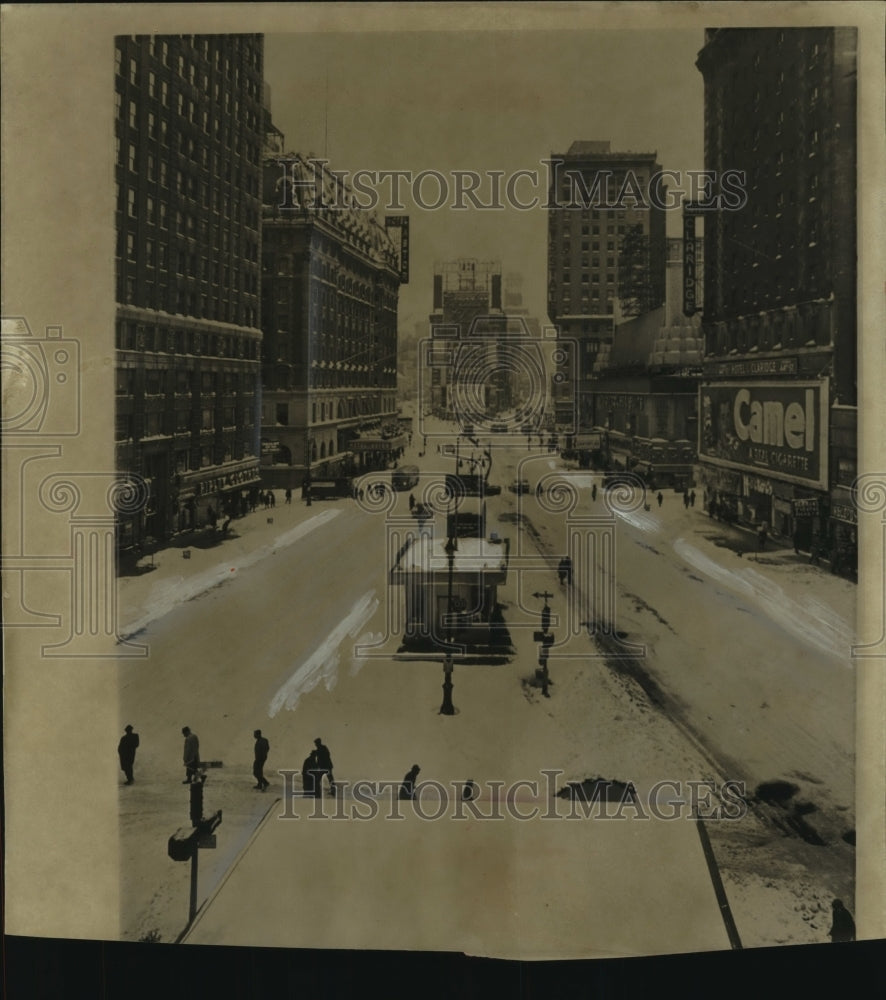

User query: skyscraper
[695,27,857,571]
[547,141,666,430]
[260,153,402,486]
[114,34,265,549]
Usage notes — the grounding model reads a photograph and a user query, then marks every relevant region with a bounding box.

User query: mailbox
[168,827,197,862]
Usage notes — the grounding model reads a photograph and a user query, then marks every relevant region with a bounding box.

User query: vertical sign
[385,215,410,284]
[683,209,697,317]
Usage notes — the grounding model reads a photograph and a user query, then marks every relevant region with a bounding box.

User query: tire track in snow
[672,538,855,660]
[268,589,379,717]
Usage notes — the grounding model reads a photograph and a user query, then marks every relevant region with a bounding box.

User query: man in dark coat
[302,750,321,798]
[828,899,856,943]
[313,738,335,794]
[182,726,200,784]
[253,729,270,790]
[117,724,139,785]
[399,764,421,801]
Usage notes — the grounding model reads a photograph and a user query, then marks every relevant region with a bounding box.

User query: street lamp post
[440,497,457,715]
[533,590,554,697]
[304,433,312,506]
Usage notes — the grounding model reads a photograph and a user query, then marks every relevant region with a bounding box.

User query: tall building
[114,34,265,549]
[695,28,857,571]
[260,153,402,486]
[547,141,666,430]
[427,259,502,421]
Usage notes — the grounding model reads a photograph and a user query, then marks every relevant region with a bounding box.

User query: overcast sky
[264,28,705,333]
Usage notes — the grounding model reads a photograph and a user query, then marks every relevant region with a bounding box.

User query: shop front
[828,485,857,578]
[742,473,773,528]
[350,433,408,471]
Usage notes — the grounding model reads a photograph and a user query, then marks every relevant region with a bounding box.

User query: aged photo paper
[2,1,884,962]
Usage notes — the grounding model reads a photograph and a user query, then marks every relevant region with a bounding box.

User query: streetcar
[391,465,420,492]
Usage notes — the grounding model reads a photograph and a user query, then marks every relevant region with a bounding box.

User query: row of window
[121,145,261,213]
[120,279,258,328]
[117,102,262,174]
[116,321,260,359]
[118,85,261,139]
[123,239,258,291]
[562,273,616,285]
[117,187,260,262]
[117,35,262,84]
[116,367,255,396]
[116,410,255,445]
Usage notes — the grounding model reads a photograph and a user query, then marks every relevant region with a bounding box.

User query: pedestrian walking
[117,724,139,785]
[285,488,292,504]
[690,490,696,508]
[557,556,572,586]
[656,491,663,508]
[181,726,200,784]
[399,764,421,801]
[253,729,270,790]
[758,523,768,552]
[828,899,856,943]
[269,490,276,508]
[540,662,551,698]
[591,483,597,502]
[312,737,335,794]
[683,491,690,509]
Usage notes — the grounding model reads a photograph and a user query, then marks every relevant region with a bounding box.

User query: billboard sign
[699,380,828,489]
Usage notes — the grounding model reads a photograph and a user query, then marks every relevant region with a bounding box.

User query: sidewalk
[117,489,353,636]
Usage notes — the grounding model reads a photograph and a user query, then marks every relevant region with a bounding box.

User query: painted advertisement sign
[699,380,828,489]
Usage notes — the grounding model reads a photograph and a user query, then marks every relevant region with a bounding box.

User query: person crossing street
[253,729,270,790]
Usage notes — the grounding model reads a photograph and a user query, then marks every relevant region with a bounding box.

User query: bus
[391,465,420,492]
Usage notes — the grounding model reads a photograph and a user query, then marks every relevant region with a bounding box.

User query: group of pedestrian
[262,490,276,509]
[682,490,697,509]
[116,723,272,793]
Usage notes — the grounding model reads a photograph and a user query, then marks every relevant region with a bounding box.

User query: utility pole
[168,773,222,929]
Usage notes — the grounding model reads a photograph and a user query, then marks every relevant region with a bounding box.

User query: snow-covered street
[116,422,856,952]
